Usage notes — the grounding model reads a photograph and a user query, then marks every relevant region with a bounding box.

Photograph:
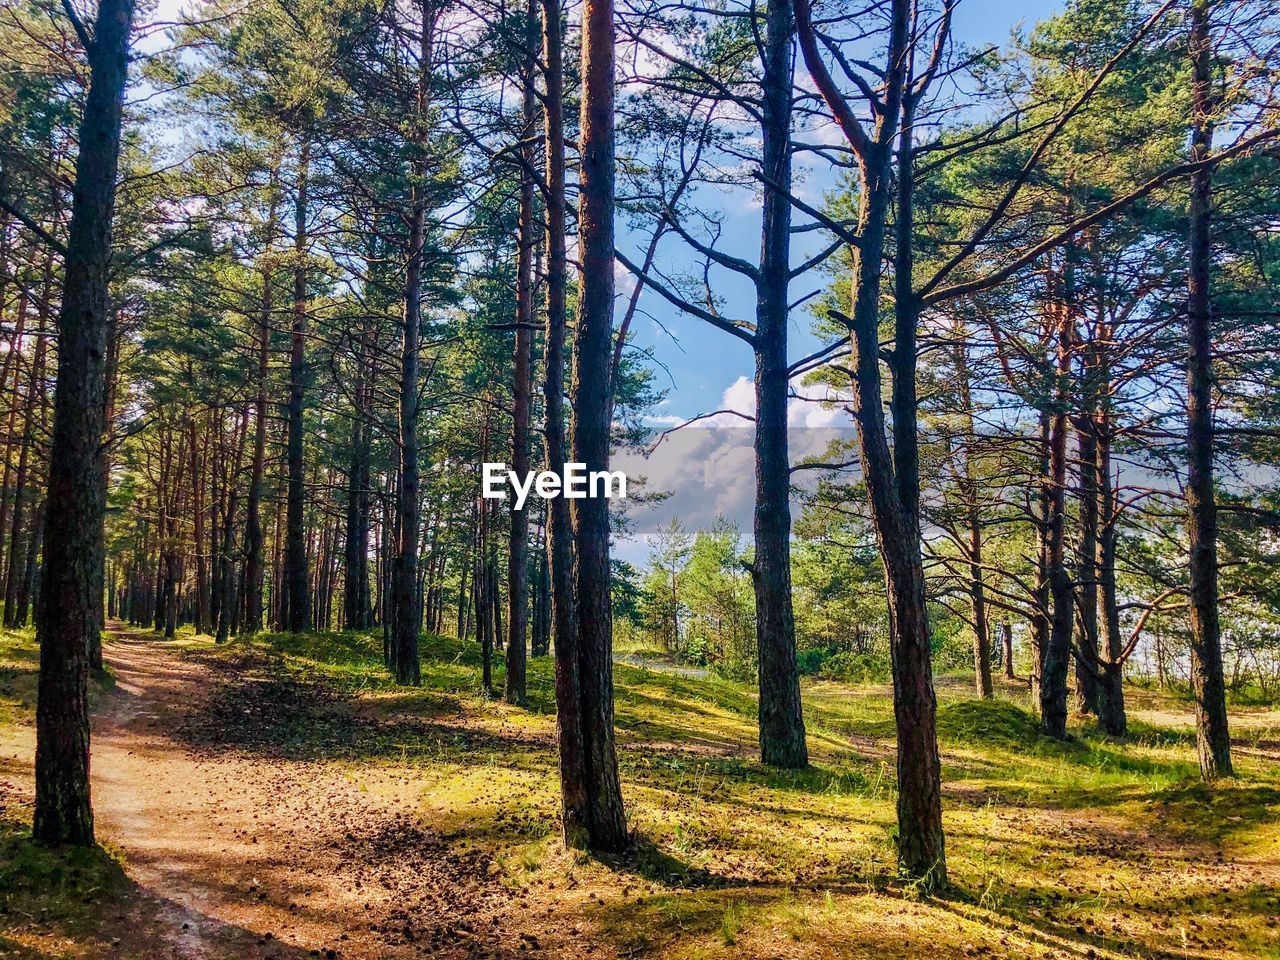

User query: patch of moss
[0,818,129,935]
[937,698,1042,748]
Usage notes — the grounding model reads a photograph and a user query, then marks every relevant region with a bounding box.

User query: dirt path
[44,632,573,960]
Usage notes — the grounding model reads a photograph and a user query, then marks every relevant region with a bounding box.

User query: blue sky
[619,0,1064,426]
[608,0,1065,563]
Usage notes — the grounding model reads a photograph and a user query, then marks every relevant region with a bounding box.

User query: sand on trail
[3,631,581,960]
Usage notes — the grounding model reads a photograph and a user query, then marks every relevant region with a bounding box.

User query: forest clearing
[2,624,1279,959]
[2,0,1280,955]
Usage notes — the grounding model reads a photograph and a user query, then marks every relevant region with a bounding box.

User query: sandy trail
[11,631,569,959]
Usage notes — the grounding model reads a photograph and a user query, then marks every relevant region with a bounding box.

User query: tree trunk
[890,77,946,885]
[1094,371,1126,735]
[1040,281,1074,741]
[855,186,945,887]
[1074,405,1101,716]
[18,503,44,629]
[476,492,493,692]
[216,412,247,644]
[796,0,943,886]
[243,196,278,634]
[506,6,537,705]
[1185,0,1232,779]
[391,2,436,686]
[5,329,47,628]
[283,140,312,633]
[189,415,210,635]
[1030,410,1051,703]
[542,0,590,850]
[751,0,807,769]
[344,334,372,630]
[571,0,630,852]
[953,321,992,699]
[34,0,135,847]
[0,279,33,597]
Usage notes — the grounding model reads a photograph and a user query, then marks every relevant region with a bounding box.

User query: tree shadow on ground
[0,818,320,960]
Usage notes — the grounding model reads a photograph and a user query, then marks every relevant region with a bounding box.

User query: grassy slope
[3,625,1280,959]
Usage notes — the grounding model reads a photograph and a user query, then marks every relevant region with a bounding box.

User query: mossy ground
[1,624,1278,959]
[0,629,132,958]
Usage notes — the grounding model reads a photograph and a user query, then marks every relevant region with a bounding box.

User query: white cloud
[614,258,638,300]
[617,375,855,543]
[721,375,755,417]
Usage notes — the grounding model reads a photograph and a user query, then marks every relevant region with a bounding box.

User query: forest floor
[0,626,1278,960]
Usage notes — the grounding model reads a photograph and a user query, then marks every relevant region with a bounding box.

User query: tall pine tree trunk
[953,322,992,698]
[5,330,47,628]
[283,141,312,632]
[796,0,943,887]
[189,415,210,635]
[1075,407,1101,715]
[243,197,278,633]
[751,0,807,769]
[1094,356,1126,735]
[391,2,436,686]
[542,0,590,849]
[543,0,628,852]
[506,3,537,706]
[344,334,372,630]
[1040,283,1074,741]
[34,0,135,847]
[1185,0,1232,779]
[1095,430,1127,735]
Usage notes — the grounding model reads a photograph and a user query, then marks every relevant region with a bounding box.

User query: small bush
[684,632,714,667]
[799,647,891,684]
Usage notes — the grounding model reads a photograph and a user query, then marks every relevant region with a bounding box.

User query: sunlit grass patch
[139,626,1280,959]
[0,628,38,727]
[0,629,118,728]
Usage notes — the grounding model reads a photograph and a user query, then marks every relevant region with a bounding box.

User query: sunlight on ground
[2,626,1279,959]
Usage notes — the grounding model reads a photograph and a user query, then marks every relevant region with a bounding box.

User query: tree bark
[216,410,248,644]
[34,0,135,847]
[542,0,590,850]
[953,321,992,698]
[189,415,210,635]
[344,332,372,629]
[1040,276,1074,741]
[852,176,945,886]
[1094,363,1126,735]
[751,0,807,770]
[391,2,437,686]
[283,140,312,632]
[1030,409,1051,703]
[1185,0,1232,779]
[796,0,943,887]
[1074,404,1101,715]
[1002,623,1015,680]
[561,0,628,852]
[506,2,538,706]
[5,328,47,628]
[243,192,278,634]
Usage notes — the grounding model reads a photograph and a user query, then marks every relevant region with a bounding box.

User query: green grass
[0,818,129,923]
[3,625,1279,959]
[0,813,134,958]
[220,628,1280,958]
[0,628,40,727]
[0,628,117,727]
